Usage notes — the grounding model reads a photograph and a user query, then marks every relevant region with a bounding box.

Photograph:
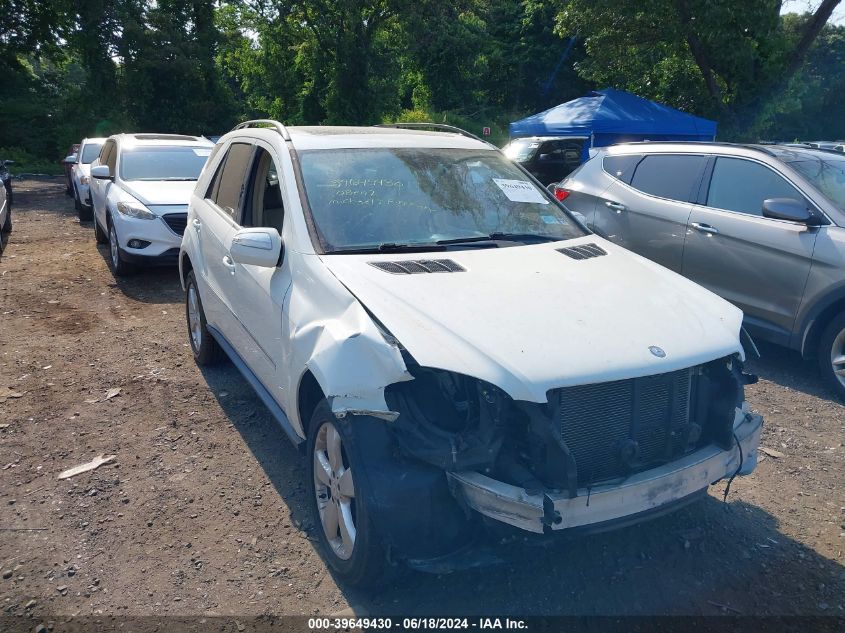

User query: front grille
[557,368,694,486]
[162,213,188,236]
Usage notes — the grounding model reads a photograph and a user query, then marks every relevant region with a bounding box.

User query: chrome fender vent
[369,259,466,274]
[557,243,608,260]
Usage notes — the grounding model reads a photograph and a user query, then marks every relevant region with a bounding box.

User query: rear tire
[108,220,134,277]
[185,270,224,365]
[306,401,387,587]
[819,311,845,401]
[1,206,10,234]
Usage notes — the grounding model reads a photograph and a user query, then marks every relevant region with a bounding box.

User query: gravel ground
[0,179,843,626]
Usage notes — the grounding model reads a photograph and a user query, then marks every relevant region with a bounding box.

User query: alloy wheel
[109,224,119,268]
[831,326,845,390]
[313,422,356,560]
[187,284,202,351]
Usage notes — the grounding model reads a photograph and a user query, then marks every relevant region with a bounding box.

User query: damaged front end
[380,355,762,540]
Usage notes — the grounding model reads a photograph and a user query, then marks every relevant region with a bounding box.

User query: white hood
[321,238,744,403]
[122,180,197,207]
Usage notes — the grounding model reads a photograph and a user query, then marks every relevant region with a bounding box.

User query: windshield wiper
[325,242,447,255]
[436,232,558,245]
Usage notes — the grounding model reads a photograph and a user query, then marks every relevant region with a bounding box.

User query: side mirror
[91,165,112,180]
[762,198,812,223]
[229,227,282,268]
[64,154,78,164]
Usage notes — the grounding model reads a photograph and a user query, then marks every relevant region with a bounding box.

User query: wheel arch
[297,369,326,441]
[798,286,845,358]
[179,251,193,290]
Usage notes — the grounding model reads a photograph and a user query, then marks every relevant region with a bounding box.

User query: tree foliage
[0,0,843,168]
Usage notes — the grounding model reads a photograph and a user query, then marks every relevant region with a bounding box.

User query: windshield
[80,143,103,164]
[786,153,845,209]
[502,139,540,163]
[299,148,585,252]
[120,146,212,181]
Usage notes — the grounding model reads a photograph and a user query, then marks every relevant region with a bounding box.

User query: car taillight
[553,186,570,201]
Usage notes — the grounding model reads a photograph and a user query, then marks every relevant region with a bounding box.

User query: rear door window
[602,154,642,184]
[209,142,254,218]
[706,157,803,216]
[628,155,707,202]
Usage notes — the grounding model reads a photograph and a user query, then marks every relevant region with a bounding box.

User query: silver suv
[557,143,845,398]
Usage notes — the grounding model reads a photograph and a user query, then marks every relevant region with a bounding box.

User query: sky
[781,0,845,25]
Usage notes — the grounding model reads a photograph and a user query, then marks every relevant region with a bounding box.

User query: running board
[207,325,304,449]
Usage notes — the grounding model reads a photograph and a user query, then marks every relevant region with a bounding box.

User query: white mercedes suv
[90,133,213,276]
[179,121,763,586]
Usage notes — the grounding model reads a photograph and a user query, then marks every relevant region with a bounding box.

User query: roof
[509,88,717,140]
[109,133,213,147]
[234,125,492,151]
[600,141,845,163]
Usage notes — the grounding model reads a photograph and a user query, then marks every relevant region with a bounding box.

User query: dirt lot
[0,179,844,623]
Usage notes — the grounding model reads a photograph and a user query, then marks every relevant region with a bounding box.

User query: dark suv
[502,136,586,185]
[557,142,845,398]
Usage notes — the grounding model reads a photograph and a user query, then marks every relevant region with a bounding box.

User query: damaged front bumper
[448,409,762,534]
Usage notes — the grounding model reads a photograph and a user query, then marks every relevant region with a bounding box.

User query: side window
[106,142,118,174]
[209,142,254,218]
[241,148,284,232]
[628,155,707,202]
[99,141,114,173]
[602,154,642,184]
[706,157,803,217]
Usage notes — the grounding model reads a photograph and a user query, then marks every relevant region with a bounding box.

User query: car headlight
[116,201,156,220]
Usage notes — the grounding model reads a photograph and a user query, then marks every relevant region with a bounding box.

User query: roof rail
[374,122,489,145]
[233,119,291,141]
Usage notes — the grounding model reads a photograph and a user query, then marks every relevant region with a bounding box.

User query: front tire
[307,401,386,587]
[75,187,93,221]
[108,220,134,277]
[93,216,108,244]
[1,206,9,234]
[185,270,224,365]
[819,311,845,400]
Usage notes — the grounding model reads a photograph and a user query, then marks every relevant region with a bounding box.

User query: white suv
[179,121,763,586]
[90,133,213,276]
[70,137,106,220]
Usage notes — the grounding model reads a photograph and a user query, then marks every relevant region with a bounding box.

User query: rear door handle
[222,254,236,274]
[690,222,719,235]
[604,201,626,213]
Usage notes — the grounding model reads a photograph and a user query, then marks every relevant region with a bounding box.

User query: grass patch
[0,146,65,176]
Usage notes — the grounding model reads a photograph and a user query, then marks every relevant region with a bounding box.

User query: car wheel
[1,205,10,234]
[93,216,108,244]
[819,311,845,400]
[108,221,134,277]
[307,400,386,587]
[185,271,224,365]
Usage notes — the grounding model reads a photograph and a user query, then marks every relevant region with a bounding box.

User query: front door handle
[604,200,626,213]
[192,219,202,233]
[691,222,719,236]
[222,254,236,274]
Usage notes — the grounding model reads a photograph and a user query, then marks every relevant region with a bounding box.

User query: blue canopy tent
[509,88,717,160]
